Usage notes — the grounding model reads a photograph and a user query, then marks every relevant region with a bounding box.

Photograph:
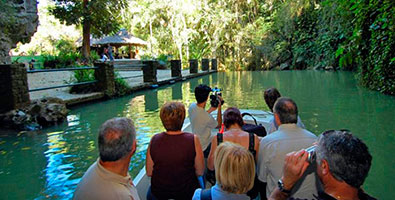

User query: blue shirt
[192,184,249,200]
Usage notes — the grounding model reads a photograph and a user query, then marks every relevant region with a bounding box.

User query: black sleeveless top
[216,132,256,157]
[150,132,200,199]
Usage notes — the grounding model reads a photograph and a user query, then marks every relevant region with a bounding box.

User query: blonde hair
[160,102,185,131]
[214,142,255,194]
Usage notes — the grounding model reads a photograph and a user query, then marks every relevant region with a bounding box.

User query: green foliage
[114,76,131,96]
[49,0,128,38]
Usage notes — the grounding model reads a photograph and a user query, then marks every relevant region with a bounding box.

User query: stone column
[94,62,115,97]
[211,58,218,71]
[189,59,198,74]
[142,60,157,83]
[202,59,210,71]
[0,64,30,113]
[170,60,182,78]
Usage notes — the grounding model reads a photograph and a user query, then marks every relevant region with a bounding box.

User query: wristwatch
[278,179,292,194]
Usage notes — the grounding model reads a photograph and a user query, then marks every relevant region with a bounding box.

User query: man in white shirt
[73,118,140,200]
[263,87,305,134]
[257,97,318,199]
[188,84,222,157]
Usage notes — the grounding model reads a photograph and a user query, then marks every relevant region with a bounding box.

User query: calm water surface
[0,71,394,199]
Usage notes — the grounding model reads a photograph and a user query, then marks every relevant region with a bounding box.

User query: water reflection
[0,71,393,200]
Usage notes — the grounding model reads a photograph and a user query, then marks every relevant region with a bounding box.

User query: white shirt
[188,103,218,151]
[73,160,140,200]
[257,124,318,199]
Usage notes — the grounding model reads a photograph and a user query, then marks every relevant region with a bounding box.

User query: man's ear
[131,140,137,156]
[274,113,281,126]
[321,159,330,175]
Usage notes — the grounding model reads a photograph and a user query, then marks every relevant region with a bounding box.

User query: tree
[49,0,128,59]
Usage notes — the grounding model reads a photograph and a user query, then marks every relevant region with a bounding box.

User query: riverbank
[27,69,217,106]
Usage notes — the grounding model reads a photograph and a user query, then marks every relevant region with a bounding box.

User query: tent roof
[78,29,148,47]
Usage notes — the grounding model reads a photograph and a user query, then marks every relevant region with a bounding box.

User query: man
[258,97,318,199]
[264,87,305,134]
[73,117,140,200]
[188,84,222,157]
[269,130,376,200]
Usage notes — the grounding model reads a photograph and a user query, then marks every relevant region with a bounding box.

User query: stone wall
[202,59,210,71]
[142,60,158,83]
[170,60,182,78]
[0,0,39,64]
[94,62,116,97]
[189,59,198,73]
[0,64,30,113]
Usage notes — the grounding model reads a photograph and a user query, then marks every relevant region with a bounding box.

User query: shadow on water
[0,71,393,199]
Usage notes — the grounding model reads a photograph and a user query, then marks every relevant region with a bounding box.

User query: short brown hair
[223,107,243,129]
[160,102,186,131]
[264,87,281,112]
[215,142,255,194]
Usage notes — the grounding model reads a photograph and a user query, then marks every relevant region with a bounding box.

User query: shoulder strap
[217,133,223,145]
[248,132,256,157]
[200,188,212,200]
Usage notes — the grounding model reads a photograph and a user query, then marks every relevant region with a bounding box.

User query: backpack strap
[217,132,223,145]
[248,132,256,158]
[200,188,212,200]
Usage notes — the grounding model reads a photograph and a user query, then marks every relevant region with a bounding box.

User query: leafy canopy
[49,0,128,37]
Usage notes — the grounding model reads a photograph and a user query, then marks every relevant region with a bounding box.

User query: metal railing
[27,66,99,92]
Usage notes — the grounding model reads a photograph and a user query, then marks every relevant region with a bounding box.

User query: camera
[305,145,316,163]
[210,87,225,108]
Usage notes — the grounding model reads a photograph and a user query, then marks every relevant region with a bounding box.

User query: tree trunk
[82,0,91,59]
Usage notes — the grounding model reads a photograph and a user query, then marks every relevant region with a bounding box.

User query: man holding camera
[188,84,223,157]
[257,97,318,199]
[269,130,375,200]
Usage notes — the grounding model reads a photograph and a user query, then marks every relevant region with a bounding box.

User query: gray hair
[316,130,372,188]
[273,97,298,124]
[98,117,136,162]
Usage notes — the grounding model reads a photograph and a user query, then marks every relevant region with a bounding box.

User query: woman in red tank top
[146,102,205,200]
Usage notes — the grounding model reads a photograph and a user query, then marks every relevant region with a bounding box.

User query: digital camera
[305,145,316,163]
[210,87,225,108]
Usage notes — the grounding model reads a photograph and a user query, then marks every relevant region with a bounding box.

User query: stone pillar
[189,59,198,74]
[211,58,218,71]
[0,64,30,113]
[202,59,210,71]
[142,60,157,83]
[94,62,115,97]
[170,60,182,78]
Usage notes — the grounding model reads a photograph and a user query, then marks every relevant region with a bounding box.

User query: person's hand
[281,150,310,190]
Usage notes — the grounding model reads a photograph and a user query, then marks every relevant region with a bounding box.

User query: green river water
[0,71,394,199]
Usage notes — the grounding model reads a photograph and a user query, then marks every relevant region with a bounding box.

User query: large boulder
[0,97,69,131]
[0,0,38,64]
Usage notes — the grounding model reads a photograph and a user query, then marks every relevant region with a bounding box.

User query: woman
[146,102,205,200]
[207,107,260,199]
[193,142,255,200]
[207,107,260,170]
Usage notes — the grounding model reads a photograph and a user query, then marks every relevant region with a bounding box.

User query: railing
[27,66,98,92]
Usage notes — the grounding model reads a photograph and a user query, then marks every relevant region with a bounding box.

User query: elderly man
[269,130,376,200]
[258,97,318,199]
[263,87,305,134]
[73,117,140,200]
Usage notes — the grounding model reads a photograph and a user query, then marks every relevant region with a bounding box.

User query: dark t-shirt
[150,132,200,199]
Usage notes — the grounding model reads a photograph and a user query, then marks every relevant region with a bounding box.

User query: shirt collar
[96,159,132,186]
[278,123,299,131]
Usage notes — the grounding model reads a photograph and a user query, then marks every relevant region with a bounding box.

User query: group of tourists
[73,84,376,200]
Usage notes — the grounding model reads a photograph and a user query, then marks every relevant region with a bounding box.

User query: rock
[280,63,290,70]
[325,66,334,70]
[0,1,38,64]
[0,97,68,131]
